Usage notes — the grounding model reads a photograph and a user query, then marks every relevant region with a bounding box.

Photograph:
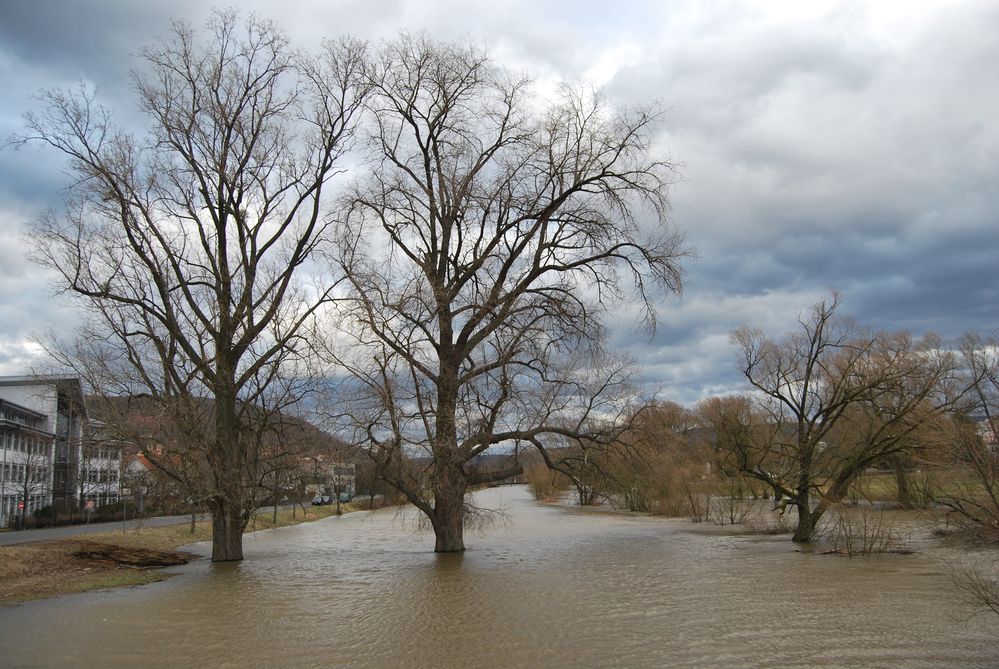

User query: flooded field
[0,486,996,668]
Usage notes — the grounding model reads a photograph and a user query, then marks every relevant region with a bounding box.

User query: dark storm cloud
[0,2,212,112]
[0,2,199,70]
[600,1,999,404]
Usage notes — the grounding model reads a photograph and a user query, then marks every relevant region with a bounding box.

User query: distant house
[120,452,172,514]
[971,415,998,452]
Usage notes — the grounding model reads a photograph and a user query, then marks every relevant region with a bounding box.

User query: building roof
[0,397,47,420]
[0,396,57,438]
[0,375,89,420]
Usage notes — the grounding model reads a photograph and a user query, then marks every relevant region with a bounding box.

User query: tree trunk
[792,507,816,543]
[432,493,465,552]
[431,360,465,552]
[211,375,248,562]
[793,434,818,543]
[432,464,466,552]
[792,488,818,543]
[210,498,246,562]
[894,457,913,509]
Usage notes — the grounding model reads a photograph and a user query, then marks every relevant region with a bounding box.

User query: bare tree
[928,333,999,540]
[730,294,959,542]
[329,35,686,552]
[604,401,704,514]
[76,423,124,512]
[547,400,705,513]
[16,12,365,561]
[697,395,774,483]
[552,434,616,507]
[10,447,51,530]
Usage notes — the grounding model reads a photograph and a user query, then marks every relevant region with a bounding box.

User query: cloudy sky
[1,0,996,405]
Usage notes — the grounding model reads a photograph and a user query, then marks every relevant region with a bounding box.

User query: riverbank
[0,502,363,605]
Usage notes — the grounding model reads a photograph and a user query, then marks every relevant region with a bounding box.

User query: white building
[0,376,122,525]
[0,397,55,524]
[81,420,123,507]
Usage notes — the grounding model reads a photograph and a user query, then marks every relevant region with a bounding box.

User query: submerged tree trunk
[429,362,467,552]
[792,485,819,543]
[432,492,466,553]
[432,459,467,552]
[894,457,914,509]
[210,498,247,562]
[210,373,251,562]
[792,507,818,543]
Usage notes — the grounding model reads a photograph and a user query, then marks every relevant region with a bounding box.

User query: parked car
[338,492,351,503]
[311,494,332,506]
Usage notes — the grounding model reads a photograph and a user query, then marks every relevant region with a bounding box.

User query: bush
[952,555,999,616]
[524,463,570,501]
[745,508,793,534]
[707,478,755,525]
[682,480,710,522]
[821,506,912,557]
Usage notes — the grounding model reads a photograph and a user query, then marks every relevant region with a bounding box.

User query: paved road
[0,504,300,546]
[0,513,211,546]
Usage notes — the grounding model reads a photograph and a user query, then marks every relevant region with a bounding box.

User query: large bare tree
[729,294,960,542]
[17,12,365,561]
[330,35,686,552]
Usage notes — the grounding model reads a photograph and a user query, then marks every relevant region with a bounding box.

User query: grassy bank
[0,502,364,606]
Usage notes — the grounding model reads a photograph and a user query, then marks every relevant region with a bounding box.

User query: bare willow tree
[597,400,703,514]
[929,333,999,540]
[697,395,774,482]
[330,35,686,552]
[729,294,959,542]
[16,12,366,561]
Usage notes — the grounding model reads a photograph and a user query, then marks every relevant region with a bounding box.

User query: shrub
[821,506,912,557]
[524,463,570,501]
[707,478,755,525]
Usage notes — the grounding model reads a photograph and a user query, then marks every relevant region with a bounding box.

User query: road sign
[17,501,24,511]
[85,500,95,511]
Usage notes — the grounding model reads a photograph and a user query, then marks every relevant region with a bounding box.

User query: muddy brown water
[0,486,996,668]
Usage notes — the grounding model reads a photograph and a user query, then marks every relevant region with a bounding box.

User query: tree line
[524,294,999,552]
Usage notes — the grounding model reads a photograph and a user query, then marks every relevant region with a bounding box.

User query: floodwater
[0,486,996,668]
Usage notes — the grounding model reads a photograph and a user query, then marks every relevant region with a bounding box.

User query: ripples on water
[0,486,996,668]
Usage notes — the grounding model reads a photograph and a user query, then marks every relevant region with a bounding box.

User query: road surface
[0,504,299,546]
